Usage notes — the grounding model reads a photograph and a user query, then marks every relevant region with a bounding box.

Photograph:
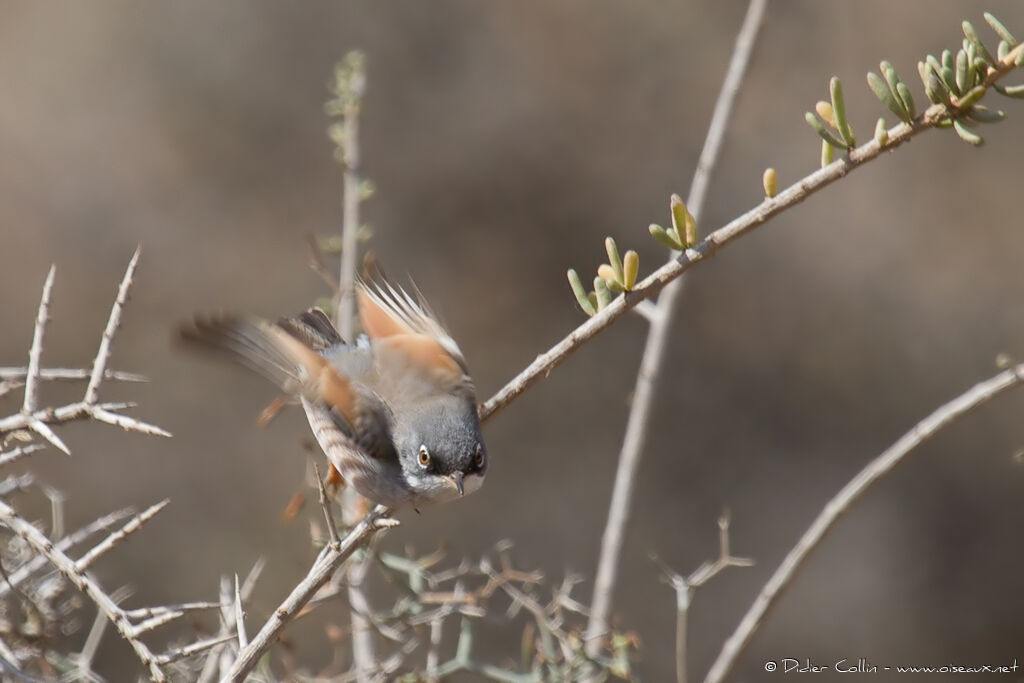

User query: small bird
[181,279,487,509]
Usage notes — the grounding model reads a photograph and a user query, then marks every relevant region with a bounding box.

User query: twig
[584,0,767,656]
[0,499,168,682]
[234,574,247,650]
[0,367,145,382]
[84,247,140,405]
[0,472,34,498]
[197,558,263,683]
[480,41,1024,425]
[314,463,341,547]
[704,364,1024,683]
[335,55,365,342]
[329,51,377,683]
[21,266,55,416]
[0,444,45,469]
[0,400,170,446]
[77,586,133,677]
[0,255,171,449]
[121,601,223,620]
[154,633,236,667]
[226,505,397,682]
[0,507,135,599]
[651,515,752,683]
[74,500,169,572]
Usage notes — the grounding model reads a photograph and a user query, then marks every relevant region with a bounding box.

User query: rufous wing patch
[262,324,360,426]
[357,287,411,339]
[376,334,466,390]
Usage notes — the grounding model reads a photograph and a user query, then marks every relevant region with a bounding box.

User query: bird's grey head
[392,394,486,504]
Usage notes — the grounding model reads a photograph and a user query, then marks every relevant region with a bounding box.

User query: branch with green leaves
[480,11,1024,423]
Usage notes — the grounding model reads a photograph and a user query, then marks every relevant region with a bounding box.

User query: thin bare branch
[705,364,1024,683]
[335,56,365,341]
[328,51,377,683]
[314,463,341,547]
[198,559,263,683]
[234,574,247,650]
[0,507,134,599]
[154,634,236,667]
[88,407,171,438]
[585,0,767,656]
[0,401,171,444]
[651,515,752,683]
[131,610,187,637]
[122,601,223,620]
[226,505,397,682]
[85,248,141,406]
[0,367,145,382]
[0,444,45,468]
[0,473,35,498]
[0,499,168,682]
[75,500,169,572]
[21,266,55,416]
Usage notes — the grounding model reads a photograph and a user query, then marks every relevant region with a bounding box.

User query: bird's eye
[474,444,485,468]
[417,445,431,468]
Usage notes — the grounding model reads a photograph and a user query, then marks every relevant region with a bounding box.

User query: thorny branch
[0,254,227,680]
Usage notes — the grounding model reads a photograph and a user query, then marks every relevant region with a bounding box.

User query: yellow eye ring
[418,445,431,468]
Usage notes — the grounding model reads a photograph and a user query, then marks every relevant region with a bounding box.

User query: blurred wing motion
[180,310,395,463]
[357,278,475,400]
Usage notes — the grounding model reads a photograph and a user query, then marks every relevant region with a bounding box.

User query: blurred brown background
[2,1,1023,679]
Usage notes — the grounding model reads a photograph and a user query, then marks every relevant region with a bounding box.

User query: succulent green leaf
[998,40,1010,62]
[682,207,697,248]
[604,237,624,286]
[955,49,969,92]
[829,77,856,148]
[762,167,778,198]
[873,118,889,145]
[965,105,1006,124]
[895,82,916,119]
[867,72,908,121]
[567,269,596,316]
[597,264,621,290]
[994,83,1024,98]
[622,250,639,290]
[805,111,847,148]
[920,62,946,104]
[964,43,980,86]
[953,119,984,146]
[942,49,955,72]
[820,139,834,168]
[940,65,959,95]
[669,194,687,240]
[649,223,683,251]
[880,62,906,106]
[962,21,996,65]
[985,12,1018,47]
[955,85,987,109]
[594,276,612,311]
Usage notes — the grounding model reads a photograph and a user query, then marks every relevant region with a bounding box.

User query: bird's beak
[447,471,465,497]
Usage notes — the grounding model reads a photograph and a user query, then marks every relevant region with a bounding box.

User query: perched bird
[181,279,487,508]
